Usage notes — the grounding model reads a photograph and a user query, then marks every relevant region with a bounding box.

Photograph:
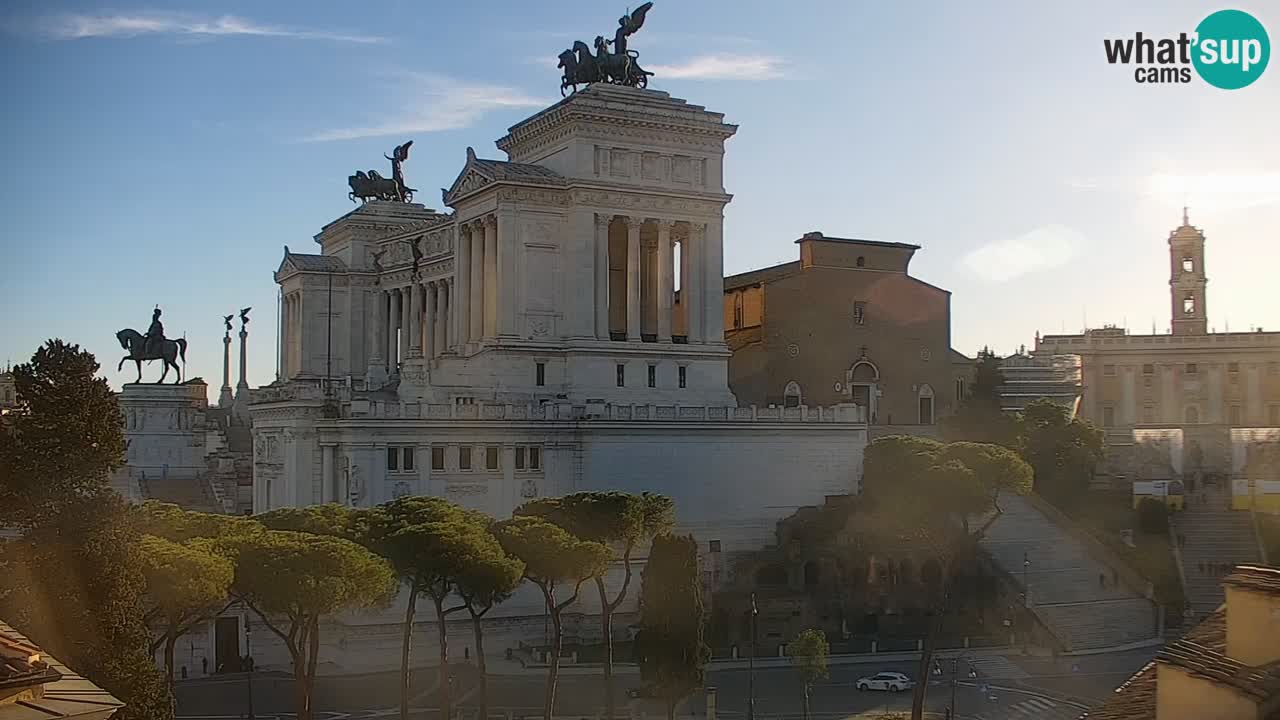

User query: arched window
[803,560,820,587]
[918,383,935,425]
[1183,295,1196,314]
[732,293,744,328]
[784,381,802,408]
[1182,256,1194,273]
[856,256,866,267]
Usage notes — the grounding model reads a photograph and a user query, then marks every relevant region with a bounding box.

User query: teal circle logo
[1193,9,1270,89]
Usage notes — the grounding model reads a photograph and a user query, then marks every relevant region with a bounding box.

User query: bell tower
[1169,207,1207,336]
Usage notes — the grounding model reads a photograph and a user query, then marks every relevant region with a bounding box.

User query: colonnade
[598,214,715,343]
[369,277,452,371]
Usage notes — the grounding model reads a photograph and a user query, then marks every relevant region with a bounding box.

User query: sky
[1,1,1278,395]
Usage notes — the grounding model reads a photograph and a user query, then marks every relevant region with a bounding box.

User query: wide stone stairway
[1172,484,1262,618]
[981,494,1158,651]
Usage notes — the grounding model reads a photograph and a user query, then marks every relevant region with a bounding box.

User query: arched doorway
[784,381,803,408]
[848,360,880,422]
[918,383,935,425]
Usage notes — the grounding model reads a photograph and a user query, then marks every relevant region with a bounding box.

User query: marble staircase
[1172,485,1261,618]
[981,494,1158,651]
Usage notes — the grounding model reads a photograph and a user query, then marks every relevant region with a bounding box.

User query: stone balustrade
[345,399,866,424]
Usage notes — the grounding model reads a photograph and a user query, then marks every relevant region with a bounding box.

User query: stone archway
[848,360,880,422]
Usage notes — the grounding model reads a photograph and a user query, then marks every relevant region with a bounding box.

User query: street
[175,648,1155,720]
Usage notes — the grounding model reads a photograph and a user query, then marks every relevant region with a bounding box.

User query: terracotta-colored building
[723,231,966,436]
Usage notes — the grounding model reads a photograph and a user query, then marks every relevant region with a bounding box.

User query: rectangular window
[486,446,499,471]
[1186,363,1198,375]
[1229,406,1242,425]
[648,365,656,388]
[515,447,526,470]
[853,301,866,325]
[1182,256,1194,273]
[431,446,445,471]
[529,447,541,470]
[459,446,472,471]
[1228,362,1239,374]
[536,362,546,387]
[1143,363,1154,375]
[679,366,687,389]
[616,364,625,387]
[402,447,414,472]
[1103,407,1115,427]
[387,447,399,471]
[1103,364,1116,377]
[709,540,722,553]
[1184,296,1196,314]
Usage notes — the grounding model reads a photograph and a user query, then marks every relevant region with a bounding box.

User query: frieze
[495,188,570,207]
[569,189,724,216]
[446,483,488,497]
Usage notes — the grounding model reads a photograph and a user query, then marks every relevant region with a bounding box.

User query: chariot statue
[116,306,187,383]
[558,3,655,96]
[349,141,417,203]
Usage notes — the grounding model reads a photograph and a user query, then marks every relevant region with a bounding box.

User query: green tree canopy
[788,628,830,719]
[452,520,525,720]
[936,441,1034,513]
[518,491,674,720]
[0,340,126,527]
[495,515,611,720]
[634,534,707,720]
[1018,399,1104,506]
[138,535,235,683]
[233,529,396,720]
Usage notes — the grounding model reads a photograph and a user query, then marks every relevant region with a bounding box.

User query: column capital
[595,212,613,230]
[481,214,497,229]
[620,214,642,229]
[651,218,677,231]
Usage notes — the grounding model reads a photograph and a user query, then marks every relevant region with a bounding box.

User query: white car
[855,671,914,692]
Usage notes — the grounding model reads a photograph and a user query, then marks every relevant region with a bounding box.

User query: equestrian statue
[559,3,655,96]
[349,141,417,203]
[117,306,188,384]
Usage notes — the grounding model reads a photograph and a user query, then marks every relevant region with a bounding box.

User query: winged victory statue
[558,3,655,95]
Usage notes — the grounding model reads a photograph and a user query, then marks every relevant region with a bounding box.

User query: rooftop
[794,231,920,250]
[0,620,123,720]
[1223,565,1280,595]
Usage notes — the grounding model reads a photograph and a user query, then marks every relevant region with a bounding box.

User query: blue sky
[2,1,1278,393]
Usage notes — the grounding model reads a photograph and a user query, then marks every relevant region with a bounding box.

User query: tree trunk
[401,587,418,720]
[163,630,177,688]
[470,609,488,720]
[306,616,320,720]
[911,606,946,720]
[545,608,563,720]
[666,695,676,720]
[434,597,452,720]
[292,627,310,720]
[803,684,811,720]
[596,577,615,720]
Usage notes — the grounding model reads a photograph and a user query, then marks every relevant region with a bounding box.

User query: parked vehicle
[855,671,915,692]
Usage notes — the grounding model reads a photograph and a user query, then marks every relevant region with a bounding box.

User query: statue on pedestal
[558,3,655,95]
[116,306,188,383]
[348,141,416,203]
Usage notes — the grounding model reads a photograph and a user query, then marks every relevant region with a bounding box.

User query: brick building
[723,231,968,436]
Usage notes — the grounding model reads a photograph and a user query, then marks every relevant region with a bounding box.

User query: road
[175,648,1155,720]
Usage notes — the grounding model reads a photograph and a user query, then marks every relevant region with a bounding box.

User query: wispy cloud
[648,54,785,80]
[305,72,547,142]
[44,13,385,44]
[962,224,1086,283]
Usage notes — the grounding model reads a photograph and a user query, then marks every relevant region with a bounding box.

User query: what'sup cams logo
[1104,9,1270,88]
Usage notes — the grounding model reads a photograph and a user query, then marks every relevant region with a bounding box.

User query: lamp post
[245,617,255,720]
[1022,551,1031,653]
[747,592,758,720]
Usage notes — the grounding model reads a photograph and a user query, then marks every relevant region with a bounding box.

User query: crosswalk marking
[1007,697,1059,717]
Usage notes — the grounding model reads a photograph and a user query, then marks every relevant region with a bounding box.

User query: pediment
[443,147,495,206]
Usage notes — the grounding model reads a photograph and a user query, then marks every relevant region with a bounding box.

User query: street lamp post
[1022,551,1031,652]
[245,617,255,720]
[747,592,758,720]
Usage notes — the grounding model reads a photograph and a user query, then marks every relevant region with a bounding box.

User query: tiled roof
[1224,565,1280,595]
[285,253,347,272]
[723,261,801,291]
[472,159,566,185]
[0,619,124,720]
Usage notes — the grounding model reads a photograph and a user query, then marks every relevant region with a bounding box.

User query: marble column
[407,282,423,358]
[703,219,725,343]
[423,281,437,359]
[678,232,691,339]
[435,280,449,357]
[483,216,498,338]
[657,219,674,342]
[369,289,386,373]
[389,288,402,370]
[470,221,485,341]
[687,223,705,343]
[595,214,610,339]
[626,216,641,340]
[321,445,336,504]
[456,226,471,347]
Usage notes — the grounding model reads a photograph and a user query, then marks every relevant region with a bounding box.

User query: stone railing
[346,400,867,424]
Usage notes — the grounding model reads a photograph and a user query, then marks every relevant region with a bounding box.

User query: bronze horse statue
[116,329,187,384]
